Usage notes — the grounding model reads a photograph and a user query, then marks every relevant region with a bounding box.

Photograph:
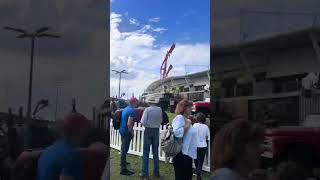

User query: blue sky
[110,0,210,98]
[111,0,210,44]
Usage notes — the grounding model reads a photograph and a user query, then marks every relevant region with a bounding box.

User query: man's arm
[140,108,148,127]
[127,116,134,135]
[159,109,163,124]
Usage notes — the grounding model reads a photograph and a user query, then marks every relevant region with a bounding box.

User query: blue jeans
[120,132,132,171]
[142,128,160,176]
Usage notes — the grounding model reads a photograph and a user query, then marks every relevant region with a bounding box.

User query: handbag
[160,124,183,157]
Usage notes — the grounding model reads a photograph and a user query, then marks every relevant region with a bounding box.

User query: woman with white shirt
[172,100,198,180]
[193,112,210,180]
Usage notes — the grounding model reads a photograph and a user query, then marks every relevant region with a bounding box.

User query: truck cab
[262,114,320,177]
[192,99,210,117]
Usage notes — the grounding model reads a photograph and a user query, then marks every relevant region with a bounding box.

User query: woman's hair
[212,119,265,170]
[175,99,193,115]
[196,112,206,123]
[275,161,307,180]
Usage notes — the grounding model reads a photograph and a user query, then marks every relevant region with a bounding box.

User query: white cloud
[149,17,161,23]
[110,12,209,98]
[129,18,140,26]
[153,27,167,33]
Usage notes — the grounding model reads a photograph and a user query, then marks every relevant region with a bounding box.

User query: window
[195,85,205,91]
[236,83,253,96]
[222,78,236,98]
[255,72,266,82]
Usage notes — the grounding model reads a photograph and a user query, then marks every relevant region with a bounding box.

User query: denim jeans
[120,132,132,171]
[142,128,160,176]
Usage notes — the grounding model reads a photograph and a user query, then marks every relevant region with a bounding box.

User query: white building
[145,70,210,94]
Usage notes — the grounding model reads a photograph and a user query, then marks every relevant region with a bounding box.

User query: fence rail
[110,121,210,172]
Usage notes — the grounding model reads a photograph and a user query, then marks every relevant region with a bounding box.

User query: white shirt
[172,115,198,159]
[193,123,210,148]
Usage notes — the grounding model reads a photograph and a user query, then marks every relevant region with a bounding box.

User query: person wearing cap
[119,96,138,176]
[140,97,163,179]
[37,112,90,180]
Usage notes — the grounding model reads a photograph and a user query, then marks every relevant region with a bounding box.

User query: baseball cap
[63,112,90,135]
[129,96,138,105]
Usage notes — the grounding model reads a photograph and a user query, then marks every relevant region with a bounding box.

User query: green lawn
[110,148,211,180]
[167,112,175,123]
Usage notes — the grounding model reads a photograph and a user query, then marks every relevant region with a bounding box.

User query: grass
[110,148,211,180]
[167,112,175,123]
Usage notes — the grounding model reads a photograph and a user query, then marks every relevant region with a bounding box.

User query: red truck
[213,96,320,177]
[192,101,210,117]
[262,114,320,176]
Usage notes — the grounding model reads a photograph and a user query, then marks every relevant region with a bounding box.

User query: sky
[110,0,210,98]
[0,0,108,120]
[213,0,320,46]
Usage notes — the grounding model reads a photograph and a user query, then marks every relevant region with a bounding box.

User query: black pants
[194,147,207,176]
[172,152,193,180]
[120,133,132,172]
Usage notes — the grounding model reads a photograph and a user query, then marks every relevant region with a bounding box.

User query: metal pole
[54,83,59,120]
[27,36,35,121]
[5,80,10,108]
[118,73,121,99]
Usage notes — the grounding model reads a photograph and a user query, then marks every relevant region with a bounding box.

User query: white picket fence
[110,121,210,172]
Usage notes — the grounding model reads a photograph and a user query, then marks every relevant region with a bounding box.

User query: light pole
[112,70,128,99]
[4,26,60,122]
[54,77,63,121]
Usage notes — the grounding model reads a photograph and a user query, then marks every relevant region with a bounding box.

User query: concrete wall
[267,47,320,78]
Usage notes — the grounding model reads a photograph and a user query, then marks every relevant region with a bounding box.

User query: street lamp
[112,69,128,99]
[3,26,60,121]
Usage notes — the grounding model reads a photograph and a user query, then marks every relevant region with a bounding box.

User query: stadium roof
[212,27,320,56]
[146,70,209,92]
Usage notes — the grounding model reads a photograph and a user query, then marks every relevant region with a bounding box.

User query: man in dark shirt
[37,112,90,180]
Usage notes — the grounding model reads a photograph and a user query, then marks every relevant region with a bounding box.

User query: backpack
[160,124,182,157]
[112,110,122,130]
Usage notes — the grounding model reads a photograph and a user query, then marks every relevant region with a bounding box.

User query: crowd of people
[5,96,307,180]
[118,96,309,180]
[118,97,210,180]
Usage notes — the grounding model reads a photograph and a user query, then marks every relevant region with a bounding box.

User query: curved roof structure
[146,70,210,93]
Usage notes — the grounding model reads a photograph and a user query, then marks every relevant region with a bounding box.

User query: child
[193,112,210,180]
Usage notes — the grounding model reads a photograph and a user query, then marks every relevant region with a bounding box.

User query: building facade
[145,70,210,94]
[211,28,320,126]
